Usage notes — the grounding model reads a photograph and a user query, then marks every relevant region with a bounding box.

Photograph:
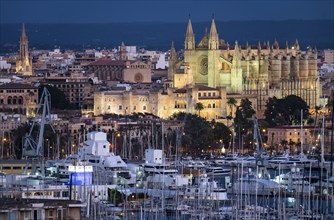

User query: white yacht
[205,166,231,176]
[141,149,189,189]
[47,132,136,186]
[183,174,228,201]
[273,166,314,194]
[268,152,290,164]
[232,170,284,196]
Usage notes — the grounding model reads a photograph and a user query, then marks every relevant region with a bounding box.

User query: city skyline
[1,0,333,24]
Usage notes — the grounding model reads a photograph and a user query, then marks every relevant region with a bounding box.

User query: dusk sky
[1,0,334,23]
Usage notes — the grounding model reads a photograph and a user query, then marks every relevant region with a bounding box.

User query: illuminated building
[94,18,321,121]
[16,24,33,76]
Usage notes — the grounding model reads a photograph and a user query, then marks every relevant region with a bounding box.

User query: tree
[264,95,309,127]
[234,98,256,150]
[227,98,237,117]
[195,102,204,117]
[313,105,321,127]
[171,112,232,155]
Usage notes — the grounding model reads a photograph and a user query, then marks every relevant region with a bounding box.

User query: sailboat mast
[301,109,303,154]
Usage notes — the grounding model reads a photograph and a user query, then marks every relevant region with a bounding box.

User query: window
[119,105,122,110]
[213,103,215,108]
[133,106,136,110]
[208,104,211,108]
[208,92,211,97]
[198,93,201,97]
[213,92,216,96]
[204,92,207,96]
[143,106,146,110]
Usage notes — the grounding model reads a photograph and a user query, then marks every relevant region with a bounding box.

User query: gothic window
[199,57,208,75]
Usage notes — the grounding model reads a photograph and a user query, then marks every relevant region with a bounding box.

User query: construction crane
[23,87,54,176]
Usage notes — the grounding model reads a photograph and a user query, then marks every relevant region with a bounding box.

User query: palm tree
[195,102,204,117]
[314,105,321,127]
[227,98,237,117]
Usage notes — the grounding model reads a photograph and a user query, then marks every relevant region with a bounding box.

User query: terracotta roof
[174,88,187,93]
[0,83,35,89]
[197,85,218,91]
[89,60,126,66]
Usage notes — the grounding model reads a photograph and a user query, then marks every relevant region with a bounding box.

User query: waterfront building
[15,24,33,76]
[267,126,318,152]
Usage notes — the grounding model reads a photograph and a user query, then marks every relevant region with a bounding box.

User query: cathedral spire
[232,41,241,67]
[185,17,195,50]
[209,17,219,50]
[168,41,177,80]
[258,41,262,56]
[294,38,300,50]
[285,40,289,54]
[21,23,27,40]
[170,41,177,61]
[16,23,32,75]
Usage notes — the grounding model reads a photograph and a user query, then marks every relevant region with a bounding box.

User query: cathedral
[94,18,321,122]
[169,18,321,117]
[16,23,33,76]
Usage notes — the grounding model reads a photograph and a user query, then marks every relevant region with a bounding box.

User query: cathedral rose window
[134,73,144,82]
[199,57,208,75]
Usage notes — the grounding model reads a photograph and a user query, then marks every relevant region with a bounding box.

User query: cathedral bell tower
[185,17,195,50]
[16,23,33,76]
[168,41,177,81]
[119,42,128,61]
[207,17,220,88]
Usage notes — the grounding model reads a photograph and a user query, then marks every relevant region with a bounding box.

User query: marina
[0,129,333,219]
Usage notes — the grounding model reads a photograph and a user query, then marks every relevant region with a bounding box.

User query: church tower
[208,17,219,50]
[230,41,243,93]
[185,17,195,50]
[168,41,177,81]
[119,42,128,60]
[16,23,32,76]
[207,17,220,88]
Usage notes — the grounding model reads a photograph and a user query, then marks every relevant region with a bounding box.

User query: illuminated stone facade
[94,85,228,122]
[170,18,321,116]
[94,18,321,121]
[16,24,33,76]
[0,83,38,117]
